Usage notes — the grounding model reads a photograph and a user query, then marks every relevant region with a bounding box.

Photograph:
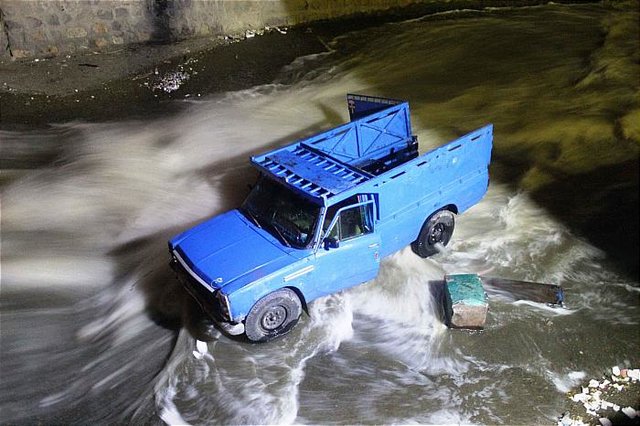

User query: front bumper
[170,254,245,336]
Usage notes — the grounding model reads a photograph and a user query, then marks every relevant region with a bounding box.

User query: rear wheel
[245,288,302,342]
[411,210,455,258]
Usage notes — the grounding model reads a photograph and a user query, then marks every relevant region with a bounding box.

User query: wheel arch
[411,205,457,258]
[442,203,458,215]
[243,286,305,342]
[416,204,458,239]
[284,285,308,314]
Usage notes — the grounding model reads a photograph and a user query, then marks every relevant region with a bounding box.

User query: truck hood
[170,210,294,290]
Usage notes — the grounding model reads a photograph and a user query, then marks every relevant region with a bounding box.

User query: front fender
[225,260,313,322]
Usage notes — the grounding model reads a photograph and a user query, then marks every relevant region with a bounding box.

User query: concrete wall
[0,0,420,60]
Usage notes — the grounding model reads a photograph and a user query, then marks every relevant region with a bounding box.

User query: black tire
[411,210,455,258]
[244,288,302,342]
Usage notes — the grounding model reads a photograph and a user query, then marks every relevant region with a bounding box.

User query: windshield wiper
[270,222,292,248]
[241,207,262,229]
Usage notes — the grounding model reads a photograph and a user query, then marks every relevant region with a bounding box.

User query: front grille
[170,257,227,321]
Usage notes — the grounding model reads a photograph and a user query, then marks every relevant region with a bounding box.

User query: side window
[323,195,373,241]
[339,204,371,240]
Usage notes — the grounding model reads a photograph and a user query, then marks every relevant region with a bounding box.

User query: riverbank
[0,26,330,127]
[0,0,604,128]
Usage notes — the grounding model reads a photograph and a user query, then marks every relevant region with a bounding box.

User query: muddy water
[1,2,638,424]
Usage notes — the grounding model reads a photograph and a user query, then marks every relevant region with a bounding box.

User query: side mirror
[323,237,339,250]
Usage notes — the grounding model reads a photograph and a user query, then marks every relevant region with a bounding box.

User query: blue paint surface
[169,210,294,290]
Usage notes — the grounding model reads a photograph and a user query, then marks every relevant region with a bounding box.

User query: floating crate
[444,274,488,329]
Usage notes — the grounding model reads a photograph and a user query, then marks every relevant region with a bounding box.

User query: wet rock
[96,9,113,20]
[11,49,32,59]
[41,45,59,58]
[25,16,43,28]
[47,14,60,26]
[115,8,129,19]
[66,27,88,39]
[93,38,108,49]
[93,22,109,34]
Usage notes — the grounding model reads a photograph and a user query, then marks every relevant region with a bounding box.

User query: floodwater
[1,3,638,424]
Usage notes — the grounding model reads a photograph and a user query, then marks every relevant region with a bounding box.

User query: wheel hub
[261,305,287,330]
[429,223,445,244]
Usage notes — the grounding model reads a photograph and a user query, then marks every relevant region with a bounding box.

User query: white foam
[551,371,587,393]
[512,300,575,316]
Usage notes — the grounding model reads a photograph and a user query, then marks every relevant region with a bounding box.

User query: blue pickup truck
[169,94,492,342]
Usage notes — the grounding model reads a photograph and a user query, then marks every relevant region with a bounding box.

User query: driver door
[310,198,381,299]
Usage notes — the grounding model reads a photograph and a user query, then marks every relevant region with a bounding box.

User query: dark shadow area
[147,0,174,44]
[530,159,639,281]
[428,279,449,327]
[283,0,601,40]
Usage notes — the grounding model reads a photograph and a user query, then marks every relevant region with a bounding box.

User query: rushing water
[1,3,638,425]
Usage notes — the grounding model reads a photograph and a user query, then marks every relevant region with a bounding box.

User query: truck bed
[251,94,418,204]
[251,95,491,221]
[362,124,493,256]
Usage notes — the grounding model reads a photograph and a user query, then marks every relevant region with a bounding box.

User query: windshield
[241,176,321,249]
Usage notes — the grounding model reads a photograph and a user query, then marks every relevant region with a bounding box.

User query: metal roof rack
[252,143,372,201]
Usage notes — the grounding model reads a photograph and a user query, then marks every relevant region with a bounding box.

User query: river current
[1,3,638,424]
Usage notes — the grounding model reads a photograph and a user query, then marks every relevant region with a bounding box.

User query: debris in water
[142,57,200,94]
[560,367,640,425]
[151,71,189,93]
[480,275,564,306]
[192,339,209,360]
[443,274,488,329]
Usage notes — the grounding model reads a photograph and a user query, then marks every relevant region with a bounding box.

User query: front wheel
[245,288,302,342]
[411,210,455,258]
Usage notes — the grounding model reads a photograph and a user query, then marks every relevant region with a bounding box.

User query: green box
[444,274,488,329]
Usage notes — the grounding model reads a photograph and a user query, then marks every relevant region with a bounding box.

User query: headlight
[216,290,231,321]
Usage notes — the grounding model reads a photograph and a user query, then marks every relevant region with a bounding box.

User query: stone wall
[0,0,419,60]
